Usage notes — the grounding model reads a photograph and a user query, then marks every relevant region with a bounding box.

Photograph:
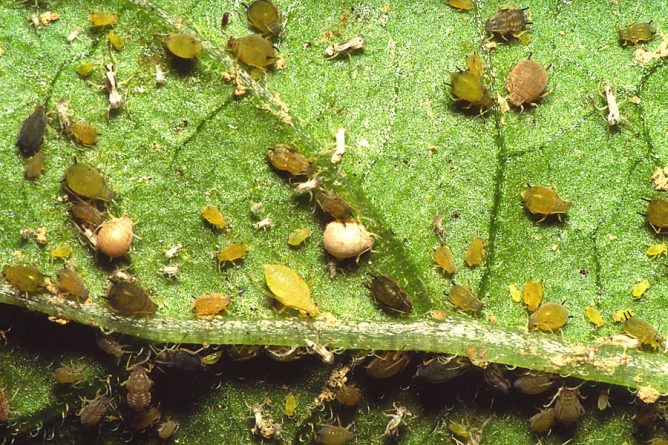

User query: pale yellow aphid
[507,283,522,302]
[466,53,484,80]
[433,244,455,274]
[631,279,649,299]
[287,228,311,247]
[464,237,484,268]
[202,206,227,230]
[612,308,635,322]
[263,264,318,317]
[50,245,73,261]
[216,243,248,264]
[646,243,667,258]
[522,280,543,312]
[284,393,297,417]
[89,12,118,28]
[107,31,124,50]
[584,305,604,328]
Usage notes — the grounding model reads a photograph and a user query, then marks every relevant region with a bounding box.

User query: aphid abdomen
[486,8,527,36]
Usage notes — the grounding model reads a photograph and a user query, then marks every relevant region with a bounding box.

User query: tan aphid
[192,293,231,317]
[448,284,483,316]
[97,217,134,258]
[528,302,568,331]
[70,123,99,146]
[464,237,484,268]
[506,59,548,108]
[433,244,455,274]
[522,279,543,312]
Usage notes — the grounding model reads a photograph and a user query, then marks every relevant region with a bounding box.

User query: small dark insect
[623,317,663,349]
[521,185,569,222]
[24,151,46,180]
[221,12,230,28]
[365,351,410,379]
[619,22,656,46]
[156,349,204,372]
[553,387,585,425]
[528,302,568,331]
[513,371,555,395]
[265,345,309,362]
[448,284,483,316]
[266,145,313,176]
[529,407,556,434]
[246,0,281,38]
[53,363,85,384]
[415,355,470,384]
[96,335,127,358]
[106,281,158,317]
[63,162,116,202]
[2,264,46,294]
[56,268,89,302]
[228,345,262,361]
[485,8,530,42]
[365,274,412,316]
[0,388,9,423]
[506,58,549,109]
[646,197,668,234]
[482,364,511,393]
[158,418,179,439]
[315,424,355,445]
[70,202,105,228]
[131,406,161,431]
[634,403,659,429]
[79,394,111,428]
[122,366,154,411]
[16,105,46,157]
[335,385,362,407]
[316,190,354,221]
[227,34,278,70]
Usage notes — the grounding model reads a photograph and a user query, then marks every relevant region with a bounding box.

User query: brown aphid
[70,202,105,227]
[24,151,46,180]
[485,8,530,40]
[365,274,412,316]
[96,335,126,358]
[622,317,663,349]
[619,22,656,46]
[246,0,281,38]
[415,355,471,384]
[122,366,154,411]
[63,162,116,202]
[70,122,99,146]
[522,279,543,312]
[365,351,410,379]
[201,206,227,230]
[513,371,555,395]
[131,407,161,431]
[448,284,483,316]
[216,242,248,265]
[324,36,366,59]
[464,237,484,268]
[520,185,569,222]
[89,12,118,28]
[506,59,548,108]
[16,105,46,157]
[53,363,85,384]
[266,145,313,176]
[528,302,568,331]
[315,424,355,445]
[450,70,494,109]
[158,418,179,439]
[56,268,89,302]
[192,293,231,317]
[433,244,456,274]
[316,190,353,221]
[447,0,474,11]
[227,345,262,361]
[0,388,9,423]
[106,281,158,317]
[165,33,203,59]
[2,264,46,294]
[79,395,111,428]
[634,404,659,429]
[529,407,556,434]
[554,387,585,425]
[646,197,668,233]
[483,364,511,393]
[335,385,362,407]
[227,34,278,69]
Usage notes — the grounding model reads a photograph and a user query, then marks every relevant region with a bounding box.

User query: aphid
[192,293,231,317]
[619,22,656,46]
[97,217,134,258]
[23,151,46,180]
[612,308,635,322]
[324,36,366,59]
[528,302,568,331]
[227,345,262,361]
[56,268,89,302]
[447,0,473,11]
[89,12,118,28]
[634,404,659,429]
[506,58,548,109]
[513,371,555,395]
[632,278,650,299]
[265,346,308,362]
[227,34,278,69]
[266,145,313,176]
[201,206,227,230]
[50,245,72,261]
[293,176,322,194]
[122,366,154,411]
[433,244,456,274]
[164,243,183,259]
[323,221,373,261]
[251,403,281,439]
[646,242,667,258]
[155,64,166,85]
[522,279,543,312]
[221,12,230,28]
[584,304,604,328]
[2,264,46,294]
[335,385,361,406]
[0,388,9,423]
[131,407,161,431]
[483,365,511,393]
[448,284,483,316]
[520,185,569,222]
[466,53,484,79]
[70,202,104,227]
[646,197,668,233]
[622,317,663,348]
[16,105,46,157]
[246,0,281,38]
[106,281,158,317]
[252,218,272,230]
[464,237,484,268]
[288,228,311,247]
[529,407,555,434]
[63,162,115,201]
[104,63,123,112]
[76,62,95,78]
[156,349,204,372]
[284,393,297,417]
[597,387,610,411]
[158,419,179,439]
[53,363,85,384]
[485,8,530,41]
[96,335,126,358]
[331,127,346,163]
[107,31,124,50]
[55,98,72,131]
[365,274,412,316]
[450,69,494,109]
[599,80,623,126]
[383,404,411,437]
[415,355,470,384]
[165,33,202,59]
[365,351,410,379]
[447,420,470,440]
[508,283,522,302]
[159,264,179,278]
[79,394,111,428]
[553,387,585,425]
[315,424,355,445]
[304,339,335,364]
[202,350,223,365]
[263,264,318,317]
[69,122,99,146]
[216,242,248,265]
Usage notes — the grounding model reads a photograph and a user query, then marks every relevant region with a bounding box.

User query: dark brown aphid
[96,335,126,358]
[554,387,585,425]
[221,12,230,28]
[122,366,153,411]
[623,317,663,349]
[79,394,111,428]
[486,8,530,40]
[513,371,555,395]
[335,385,362,407]
[415,355,470,384]
[450,70,494,109]
[0,388,9,423]
[70,202,105,227]
[316,190,354,221]
[448,284,483,316]
[265,346,309,362]
[634,403,659,429]
[24,151,46,180]
[2,264,46,294]
[106,281,158,317]
[227,34,278,69]
[156,349,204,372]
[646,197,668,233]
[483,364,511,393]
[246,0,281,38]
[521,185,569,222]
[56,268,89,302]
[506,59,548,108]
[16,105,46,157]
[227,345,262,361]
[266,145,313,176]
[619,22,656,46]
[529,407,556,434]
[53,363,85,384]
[365,351,410,379]
[130,406,161,431]
[365,274,412,316]
[315,424,355,445]
[63,162,116,202]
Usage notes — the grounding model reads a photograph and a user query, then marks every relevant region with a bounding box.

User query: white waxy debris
[252,218,272,230]
[56,99,71,131]
[603,80,622,126]
[293,176,321,194]
[155,65,165,85]
[324,36,366,58]
[250,202,263,217]
[104,63,123,111]
[159,265,179,278]
[331,127,346,164]
[67,30,80,43]
[304,339,334,364]
[383,404,412,437]
[164,243,183,259]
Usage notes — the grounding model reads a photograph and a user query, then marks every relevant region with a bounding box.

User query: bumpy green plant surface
[0,0,666,443]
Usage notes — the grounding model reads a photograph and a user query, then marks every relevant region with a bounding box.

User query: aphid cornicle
[227,34,278,69]
[520,185,569,222]
[506,59,548,108]
[528,302,568,331]
[335,385,362,407]
[315,424,355,445]
[2,264,46,294]
[266,145,313,176]
[165,33,203,59]
[415,355,470,384]
[513,371,555,395]
[448,284,483,316]
[529,407,555,434]
[122,366,154,411]
[16,105,46,157]
[106,281,158,317]
[263,264,318,317]
[554,387,585,425]
[79,395,111,428]
[619,22,656,46]
[365,351,410,379]
[646,197,668,233]
[365,274,412,316]
[486,8,530,40]
[622,317,663,349]
[63,162,116,202]
[246,0,281,38]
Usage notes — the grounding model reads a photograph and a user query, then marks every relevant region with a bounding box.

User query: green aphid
[165,33,203,59]
[76,62,96,78]
[619,22,656,46]
[106,281,158,317]
[227,34,278,69]
[623,317,663,349]
[16,105,46,157]
[450,70,494,109]
[63,162,116,201]
[2,264,46,294]
[646,197,668,234]
[246,0,281,38]
[448,284,483,316]
[24,151,46,180]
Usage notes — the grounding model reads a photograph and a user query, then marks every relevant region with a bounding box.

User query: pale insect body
[104,63,122,112]
[528,302,568,331]
[121,366,154,411]
[325,36,366,59]
[522,279,543,312]
[304,339,334,364]
[383,404,412,437]
[251,403,281,439]
[263,264,318,317]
